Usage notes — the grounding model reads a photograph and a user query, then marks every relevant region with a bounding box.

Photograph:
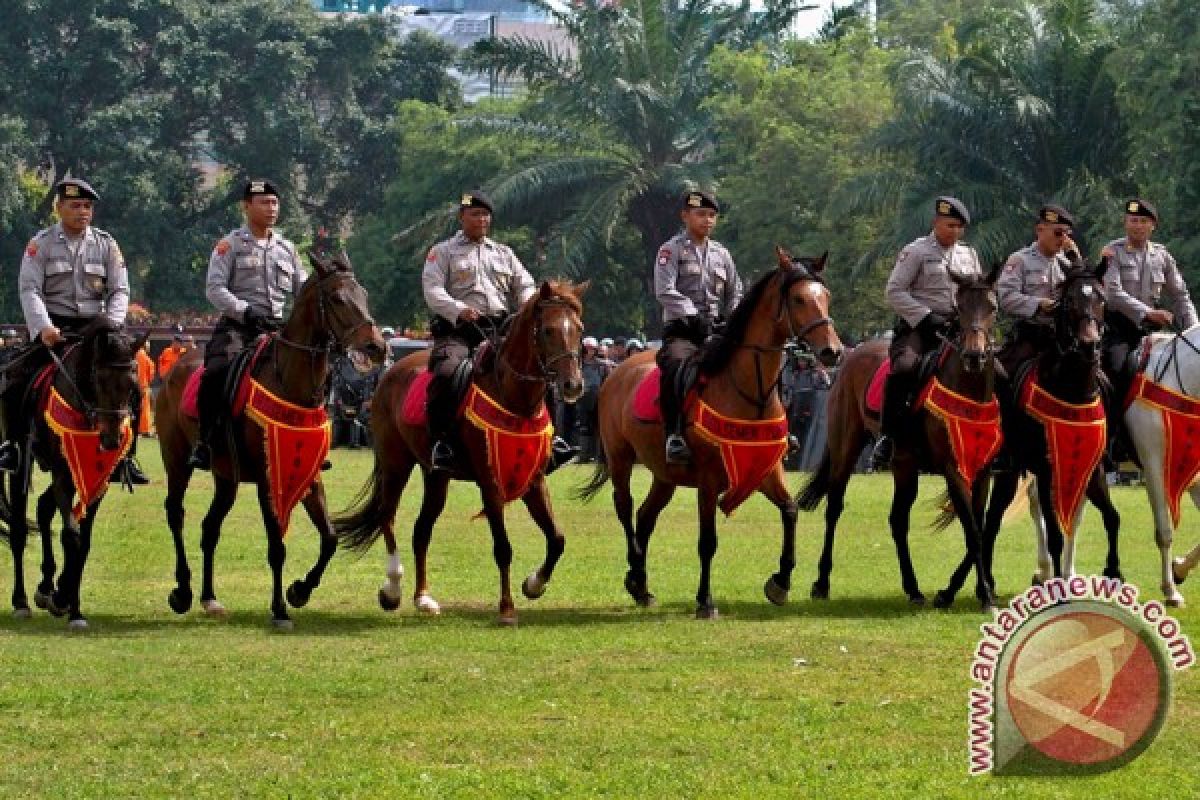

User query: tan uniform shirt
[206,227,306,323]
[998,243,1070,321]
[18,223,129,338]
[654,233,743,322]
[885,234,982,328]
[422,232,536,324]
[1103,238,1198,328]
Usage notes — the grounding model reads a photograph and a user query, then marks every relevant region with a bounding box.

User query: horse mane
[699,262,820,376]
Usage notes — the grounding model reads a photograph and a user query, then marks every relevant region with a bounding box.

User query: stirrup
[0,441,19,474]
[665,433,691,465]
[870,436,894,470]
[544,436,579,475]
[431,440,455,471]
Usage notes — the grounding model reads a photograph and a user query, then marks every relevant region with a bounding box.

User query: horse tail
[931,489,957,532]
[333,462,389,554]
[796,452,831,511]
[574,460,610,503]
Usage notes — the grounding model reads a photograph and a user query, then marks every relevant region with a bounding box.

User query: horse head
[1055,256,1109,363]
[950,265,1001,373]
[300,249,388,365]
[74,319,149,451]
[507,280,588,403]
[774,246,843,367]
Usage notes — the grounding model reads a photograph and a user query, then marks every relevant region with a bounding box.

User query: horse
[798,266,1002,610]
[0,319,148,629]
[939,261,1122,606]
[579,247,843,619]
[334,280,587,626]
[154,250,386,628]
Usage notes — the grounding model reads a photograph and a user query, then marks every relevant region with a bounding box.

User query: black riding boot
[427,373,457,471]
[188,368,225,471]
[660,375,691,465]
[872,372,912,470]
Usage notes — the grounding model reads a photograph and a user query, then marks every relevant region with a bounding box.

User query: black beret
[682,190,719,212]
[459,189,493,213]
[1125,198,1157,222]
[56,178,99,202]
[1038,204,1075,228]
[243,179,280,200]
[934,196,969,225]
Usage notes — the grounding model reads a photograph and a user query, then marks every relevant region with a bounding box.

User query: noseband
[1054,278,1105,360]
[497,298,583,384]
[277,268,374,358]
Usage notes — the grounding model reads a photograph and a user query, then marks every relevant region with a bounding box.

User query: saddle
[631,365,704,424]
[865,348,946,416]
[182,338,268,420]
[400,350,482,428]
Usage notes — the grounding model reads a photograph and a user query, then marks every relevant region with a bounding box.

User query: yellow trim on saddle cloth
[463,383,554,503]
[243,378,332,538]
[1130,373,1200,526]
[44,386,133,523]
[691,397,789,516]
[917,377,1003,488]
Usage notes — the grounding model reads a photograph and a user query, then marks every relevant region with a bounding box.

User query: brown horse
[334,280,587,625]
[154,250,386,628]
[798,266,1002,610]
[579,248,843,619]
[0,319,148,629]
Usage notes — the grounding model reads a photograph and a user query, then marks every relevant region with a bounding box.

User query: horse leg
[46,473,84,628]
[375,458,414,611]
[64,504,100,629]
[7,474,32,616]
[1032,474,1066,578]
[480,496,517,626]
[412,469,451,615]
[608,447,641,598]
[934,473,995,612]
[1027,478,1054,584]
[199,477,239,616]
[287,481,339,610]
[695,486,721,619]
[625,477,676,607]
[888,457,925,604]
[940,471,1017,607]
[254,481,292,629]
[33,485,57,609]
[518,476,564,600]
[1085,468,1122,582]
[811,459,854,600]
[1142,457,1184,605]
[758,466,798,606]
[164,457,195,614]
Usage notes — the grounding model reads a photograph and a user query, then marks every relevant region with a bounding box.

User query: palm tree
[847,0,1128,269]
[399,0,811,311]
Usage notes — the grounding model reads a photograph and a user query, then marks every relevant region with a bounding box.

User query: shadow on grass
[0,607,412,636]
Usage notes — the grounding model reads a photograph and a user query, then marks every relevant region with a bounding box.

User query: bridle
[270,267,376,392]
[47,332,136,427]
[495,298,583,385]
[938,283,997,366]
[1054,274,1105,361]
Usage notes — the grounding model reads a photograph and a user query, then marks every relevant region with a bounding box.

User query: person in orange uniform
[157,325,191,379]
[136,341,155,436]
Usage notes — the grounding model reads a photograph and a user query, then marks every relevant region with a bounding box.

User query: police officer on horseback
[654,189,743,465]
[874,196,982,467]
[0,178,135,477]
[189,179,306,470]
[996,205,1080,377]
[1101,198,1197,401]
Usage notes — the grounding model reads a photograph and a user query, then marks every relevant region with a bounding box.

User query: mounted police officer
[189,179,306,470]
[996,205,1080,378]
[654,189,743,465]
[0,178,133,476]
[873,196,982,467]
[1102,198,1198,402]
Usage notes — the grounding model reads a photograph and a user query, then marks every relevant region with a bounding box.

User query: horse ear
[307,248,332,277]
[984,263,1003,286]
[811,251,829,274]
[775,245,792,271]
[133,329,152,352]
[572,280,591,299]
[539,280,555,300]
[1094,254,1110,282]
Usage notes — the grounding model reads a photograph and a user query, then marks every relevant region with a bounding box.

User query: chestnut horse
[334,280,587,625]
[579,248,843,619]
[154,250,386,628]
[798,266,1002,610]
[0,319,148,629]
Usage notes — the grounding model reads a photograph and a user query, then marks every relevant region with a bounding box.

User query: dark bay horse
[579,248,843,619]
[155,251,386,628]
[939,261,1121,605]
[0,319,148,629]
[335,280,587,626]
[798,267,1002,610]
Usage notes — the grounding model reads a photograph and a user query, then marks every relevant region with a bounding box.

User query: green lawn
[0,447,1195,798]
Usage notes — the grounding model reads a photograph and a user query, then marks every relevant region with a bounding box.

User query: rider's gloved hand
[243,307,267,330]
[918,312,949,334]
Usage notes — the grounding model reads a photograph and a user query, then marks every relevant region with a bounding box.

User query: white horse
[1125,329,1200,607]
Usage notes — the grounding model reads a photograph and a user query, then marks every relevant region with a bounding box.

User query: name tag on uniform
[451,262,473,289]
[679,257,701,275]
[236,255,262,269]
[84,263,107,293]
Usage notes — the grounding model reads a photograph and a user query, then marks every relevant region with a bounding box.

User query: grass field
[0,447,1196,798]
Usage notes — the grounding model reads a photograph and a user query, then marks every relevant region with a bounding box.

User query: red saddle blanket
[632,367,664,423]
[41,385,133,522]
[1020,370,1107,534]
[866,358,890,414]
[692,398,789,516]
[181,339,269,419]
[401,370,434,427]
[1126,372,1200,526]
[914,377,1002,489]
[463,383,553,503]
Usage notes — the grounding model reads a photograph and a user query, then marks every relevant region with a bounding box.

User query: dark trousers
[197,316,269,444]
[882,320,943,436]
[0,315,92,446]
[426,314,505,443]
[656,317,709,436]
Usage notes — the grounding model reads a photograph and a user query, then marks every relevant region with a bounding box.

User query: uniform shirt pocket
[83,263,107,297]
[44,259,73,294]
[1149,263,1166,299]
[273,257,295,290]
[915,258,947,289]
[450,259,474,290]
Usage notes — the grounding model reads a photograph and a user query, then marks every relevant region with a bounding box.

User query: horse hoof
[286,581,311,609]
[271,618,294,632]
[695,605,720,620]
[67,618,89,632]
[498,611,518,627]
[1103,567,1125,582]
[45,595,67,618]
[167,588,193,615]
[764,576,789,606]
[33,589,50,610]
[623,573,655,607]
[201,599,228,617]
[932,590,954,610]
[12,607,31,619]
[1165,592,1185,609]
[1030,573,1044,588]
[908,593,926,607]
[522,573,547,600]
[415,594,441,615]
[1173,558,1188,586]
[378,589,401,612]
[810,583,830,600]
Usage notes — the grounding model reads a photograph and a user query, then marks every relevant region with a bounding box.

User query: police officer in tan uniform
[0,178,132,474]
[189,179,307,469]
[874,196,982,466]
[1102,198,1198,395]
[996,205,1080,377]
[424,189,553,471]
[654,189,743,464]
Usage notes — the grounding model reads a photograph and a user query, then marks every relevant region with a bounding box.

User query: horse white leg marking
[415,592,441,615]
[1130,402,1184,606]
[380,552,404,602]
[1028,482,1053,582]
[1063,502,1084,579]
